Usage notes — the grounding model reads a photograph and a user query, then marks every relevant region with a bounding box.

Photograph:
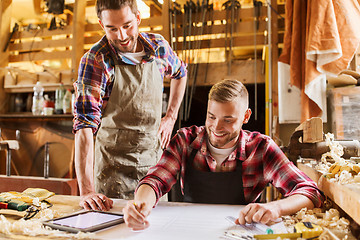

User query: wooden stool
[0,140,19,176]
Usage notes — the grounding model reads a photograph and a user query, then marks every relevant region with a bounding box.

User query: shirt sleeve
[73,51,105,134]
[136,129,188,203]
[160,37,187,80]
[263,138,324,207]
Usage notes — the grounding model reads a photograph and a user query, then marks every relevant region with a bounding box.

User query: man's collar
[191,128,247,161]
[105,33,156,63]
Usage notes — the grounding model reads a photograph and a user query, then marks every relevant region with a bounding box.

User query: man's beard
[111,35,137,53]
[207,128,240,149]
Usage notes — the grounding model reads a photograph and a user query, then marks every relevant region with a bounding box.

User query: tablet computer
[43,210,124,233]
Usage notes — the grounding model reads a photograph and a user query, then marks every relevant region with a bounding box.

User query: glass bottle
[32,81,44,115]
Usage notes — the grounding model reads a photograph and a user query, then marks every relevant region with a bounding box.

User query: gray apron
[94,59,162,199]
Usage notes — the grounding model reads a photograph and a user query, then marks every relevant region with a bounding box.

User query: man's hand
[236,203,280,225]
[158,115,177,149]
[123,200,152,231]
[79,192,113,211]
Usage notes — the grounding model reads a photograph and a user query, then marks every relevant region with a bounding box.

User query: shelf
[298,162,360,225]
[0,113,73,122]
[4,83,74,93]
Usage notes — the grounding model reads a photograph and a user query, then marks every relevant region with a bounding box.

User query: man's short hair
[209,79,249,108]
[96,0,138,19]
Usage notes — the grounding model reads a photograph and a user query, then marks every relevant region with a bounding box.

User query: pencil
[133,202,143,212]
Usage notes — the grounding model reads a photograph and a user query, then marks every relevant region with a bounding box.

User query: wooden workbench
[1,192,358,239]
[298,162,360,225]
[0,195,245,240]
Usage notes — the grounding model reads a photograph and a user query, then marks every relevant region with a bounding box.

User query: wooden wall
[4,1,284,92]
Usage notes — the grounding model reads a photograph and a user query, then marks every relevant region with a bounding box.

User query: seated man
[123,79,323,230]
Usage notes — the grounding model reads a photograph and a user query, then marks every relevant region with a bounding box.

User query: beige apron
[94,60,162,199]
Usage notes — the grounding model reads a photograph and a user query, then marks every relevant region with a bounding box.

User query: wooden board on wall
[190,59,265,86]
[0,0,12,114]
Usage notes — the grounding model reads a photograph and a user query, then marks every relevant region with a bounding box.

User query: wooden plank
[0,0,12,114]
[9,38,73,52]
[0,175,78,195]
[295,117,323,143]
[9,50,71,62]
[140,16,163,28]
[298,162,360,225]
[297,162,323,184]
[84,35,104,45]
[174,33,284,50]
[188,59,265,86]
[161,0,170,40]
[173,20,270,37]
[85,23,103,32]
[72,0,86,78]
[12,25,73,40]
[319,176,360,225]
[171,5,284,24]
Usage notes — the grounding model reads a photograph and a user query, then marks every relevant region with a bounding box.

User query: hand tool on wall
[3,23,19,52]
[186,0,210,120]
[222,0,241,75]
[204,3,214,84]
[170,2,182,51]
[183,0,196,121]
[253,0,263,121]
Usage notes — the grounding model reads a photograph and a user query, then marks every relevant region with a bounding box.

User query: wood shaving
[0,200,94,239]
[283,208,350,234]
[316,133,360,184]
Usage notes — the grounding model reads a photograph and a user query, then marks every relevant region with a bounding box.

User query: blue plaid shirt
[73,32,187,133]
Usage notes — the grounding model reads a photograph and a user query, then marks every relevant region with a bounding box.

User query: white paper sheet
[96,202,243,240]
[95,201,287,240]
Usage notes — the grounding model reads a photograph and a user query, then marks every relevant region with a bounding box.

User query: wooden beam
[161,0,170,41]
[271,0,279,141]
[12,25,73,40]
[173,33,284,50]
[0,0,12,114]
[9,50,71,62]
[9,38,73,52]
[71,0,86,81]
[170,6,284,24]
[33,0,41,14]
[167,59,265,86]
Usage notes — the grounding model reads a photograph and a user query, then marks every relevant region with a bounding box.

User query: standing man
[73,0,187,211]
[123,79,323,230]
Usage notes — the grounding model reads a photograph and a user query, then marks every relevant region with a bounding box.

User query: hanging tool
[3,23,19,52]
[172,2,181,51]
[204,3,214,84]
[186,0,210,120]
[222,0,241,75]
[183,0,196,121]
[169,2,182,50]
[253,0,262,121]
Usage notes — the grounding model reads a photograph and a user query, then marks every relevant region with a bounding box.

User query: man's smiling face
[205,99,251,149]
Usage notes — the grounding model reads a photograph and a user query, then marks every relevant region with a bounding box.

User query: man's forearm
[166,77,187,119]
[271,194,315,216]
[135,184,157,208]
[75,128,95,195]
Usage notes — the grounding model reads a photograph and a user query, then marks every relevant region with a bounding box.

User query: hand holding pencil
[123,200,151,231]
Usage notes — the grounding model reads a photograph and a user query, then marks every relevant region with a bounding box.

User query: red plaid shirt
[139,125,323,206]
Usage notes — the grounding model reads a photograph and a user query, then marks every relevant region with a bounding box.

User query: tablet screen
[44,211,124,232]
[53,211,121,229]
